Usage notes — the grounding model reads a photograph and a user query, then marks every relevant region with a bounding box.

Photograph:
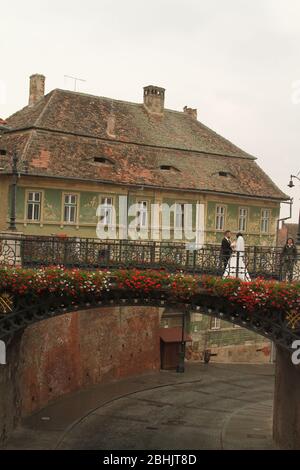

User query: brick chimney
[183,106,197,120]
[143,85,165,114]
[29,74,45,106]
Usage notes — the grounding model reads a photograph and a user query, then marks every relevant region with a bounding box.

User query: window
[93,157,114,165]
[238,208,248,232]
[216,205,225,230]
[99,197,113,225]
[27,191,41,221]
[212,170,235,178]
[175,203,185,229]
[64,194,77,223]
[137,200,148,228]
[261,209,270,233]
[159,165,179,172]
[0,149,6,156]
[211,318,221,330]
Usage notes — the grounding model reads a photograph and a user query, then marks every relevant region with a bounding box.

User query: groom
[220,230,232,272]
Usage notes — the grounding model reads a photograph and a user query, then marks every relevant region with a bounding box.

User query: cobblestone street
[3,363,275,450]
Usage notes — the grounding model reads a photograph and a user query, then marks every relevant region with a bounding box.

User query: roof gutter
[0,171,290,203]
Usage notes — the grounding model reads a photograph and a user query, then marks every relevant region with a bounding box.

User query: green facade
[7,185,280,244]
[188,315,261,348]
[206,200,279,245]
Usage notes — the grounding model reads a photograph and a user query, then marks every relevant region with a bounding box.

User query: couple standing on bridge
[220,230,251,281]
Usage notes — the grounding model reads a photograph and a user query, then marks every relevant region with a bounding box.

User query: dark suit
[281,244,298,282]
[220,237,232,271]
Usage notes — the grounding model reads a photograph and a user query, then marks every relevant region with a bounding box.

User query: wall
[161,311,272,364]
[0,332,23,443]
[277,221,298,246]
[188,312,271,362]
[273,345,300,449]
[185,342,270,363]
[0,305,160,443]
[2,175,280,244]
[206,199,279,245]
[0,176,9,231]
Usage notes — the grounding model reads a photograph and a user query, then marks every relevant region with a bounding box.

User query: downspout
[276,198,293,246]
[126,190,129,240]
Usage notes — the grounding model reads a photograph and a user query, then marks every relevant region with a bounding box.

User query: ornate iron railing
[0,234,299,281]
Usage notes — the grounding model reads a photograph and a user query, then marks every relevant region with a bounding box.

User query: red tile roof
[0,89,288,200]
[6,89,255,158]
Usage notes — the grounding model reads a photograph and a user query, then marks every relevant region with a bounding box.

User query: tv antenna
[64,75,86,92]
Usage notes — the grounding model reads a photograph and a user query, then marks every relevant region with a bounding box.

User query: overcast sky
[1,0,300,222]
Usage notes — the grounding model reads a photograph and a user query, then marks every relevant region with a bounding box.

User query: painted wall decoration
[43,189,61,222]
[4,183,280,245]
[79,192,99,223]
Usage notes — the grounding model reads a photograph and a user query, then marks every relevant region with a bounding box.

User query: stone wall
[186,312,272,363]
[186,342,271,363]
[208,342,271,363]
[0,306,160,443]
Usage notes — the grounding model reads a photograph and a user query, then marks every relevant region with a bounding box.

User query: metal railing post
[236,251,240,278]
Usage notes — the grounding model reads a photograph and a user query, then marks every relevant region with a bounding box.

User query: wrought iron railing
[0,234,299,281]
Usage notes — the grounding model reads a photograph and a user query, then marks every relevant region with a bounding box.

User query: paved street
[3,363,275,450]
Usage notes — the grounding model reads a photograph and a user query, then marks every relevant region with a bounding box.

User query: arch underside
[0,290,299,352]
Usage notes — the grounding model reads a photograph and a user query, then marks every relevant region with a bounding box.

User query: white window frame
[211,317,221,330]
[26,191,42,222]
[175,202,185,229]
[63,194,78,224]
[238,207,248,232]
[215,205,225,231]
[137,200,148,228]
[99,196,114,226]
[261,209,271,234]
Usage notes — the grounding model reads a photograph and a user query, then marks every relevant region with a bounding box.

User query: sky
[1,0,300,222]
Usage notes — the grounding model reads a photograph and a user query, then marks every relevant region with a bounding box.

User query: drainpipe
[126,190,129,240]
[276,199,293,246]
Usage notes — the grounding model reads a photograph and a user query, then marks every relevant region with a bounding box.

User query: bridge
[0,267,300,351]
[1,233,300,277]
[0,234,300,449]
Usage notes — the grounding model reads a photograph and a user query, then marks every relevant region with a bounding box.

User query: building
[277,221,299,246]
[0,74,287,244]
[0,74,289,362]
[0,118,8,130]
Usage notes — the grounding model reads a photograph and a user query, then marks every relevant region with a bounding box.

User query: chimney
[29,74,45,106]
[143,85,165,114]
[183,106,197,120]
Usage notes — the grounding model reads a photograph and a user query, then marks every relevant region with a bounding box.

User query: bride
[223,233,251,281]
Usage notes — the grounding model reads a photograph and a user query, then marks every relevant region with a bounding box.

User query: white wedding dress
[223,236,251,281]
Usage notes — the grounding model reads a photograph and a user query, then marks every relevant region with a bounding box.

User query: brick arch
[0,302,161,439]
